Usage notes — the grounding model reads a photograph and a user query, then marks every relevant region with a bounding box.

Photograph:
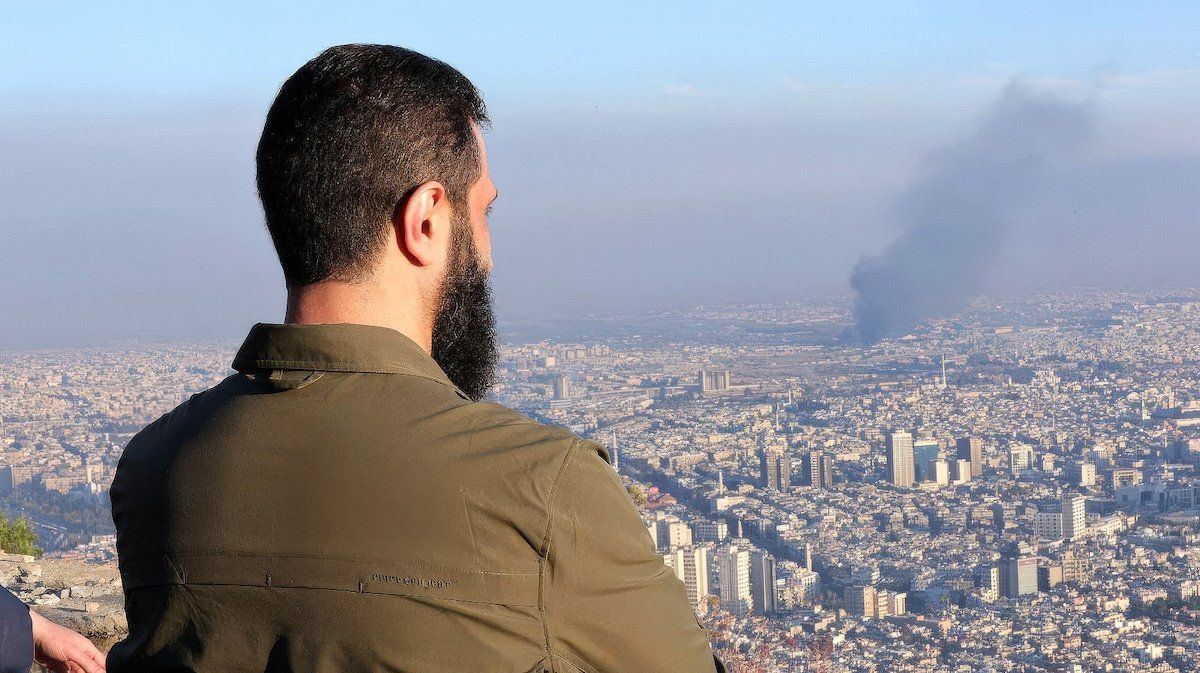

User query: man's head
[257,44,499,400]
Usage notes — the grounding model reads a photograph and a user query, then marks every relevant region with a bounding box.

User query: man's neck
[284,281,433,353]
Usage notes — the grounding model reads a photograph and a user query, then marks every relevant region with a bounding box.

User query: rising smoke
[850,81,1094,344]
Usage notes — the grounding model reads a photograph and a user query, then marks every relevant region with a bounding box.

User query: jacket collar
[232,322,467,398]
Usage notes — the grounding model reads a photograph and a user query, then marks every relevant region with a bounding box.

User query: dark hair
[256,44,488,287]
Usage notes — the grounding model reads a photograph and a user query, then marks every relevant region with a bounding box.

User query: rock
[19,557,126,654]
[34,598,127,652]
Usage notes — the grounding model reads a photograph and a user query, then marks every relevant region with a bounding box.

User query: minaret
[939,353,948,389]
[718,469,726,494]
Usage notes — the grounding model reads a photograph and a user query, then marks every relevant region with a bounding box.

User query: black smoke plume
[850,82,1093,344]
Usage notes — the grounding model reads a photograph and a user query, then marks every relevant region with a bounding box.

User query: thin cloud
[1097,68,1200,89]
[957,75,1086,94]
[663,83,698,96]
[781,77,806,92]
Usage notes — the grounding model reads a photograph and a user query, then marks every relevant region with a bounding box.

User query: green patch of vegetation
[0,513,43,558]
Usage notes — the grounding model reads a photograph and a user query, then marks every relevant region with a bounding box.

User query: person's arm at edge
[30,608,107,672]
[0,587,106,673]
[0,588,32,673]
[541,438,723,673]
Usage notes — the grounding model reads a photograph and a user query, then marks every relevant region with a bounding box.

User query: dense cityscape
[2,289,1200,671]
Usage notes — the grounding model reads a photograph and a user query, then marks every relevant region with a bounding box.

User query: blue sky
[1,2,1197,348]
[6,2,1196,105]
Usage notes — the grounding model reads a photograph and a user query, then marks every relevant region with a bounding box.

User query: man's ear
[394,181,450,267]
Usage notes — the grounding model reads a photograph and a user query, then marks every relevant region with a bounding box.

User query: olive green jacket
[109,323,721,673]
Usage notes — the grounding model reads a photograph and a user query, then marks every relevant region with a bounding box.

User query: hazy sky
[2,2,1197,348]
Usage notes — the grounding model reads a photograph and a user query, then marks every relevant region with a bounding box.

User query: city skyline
[4,288,1200,669]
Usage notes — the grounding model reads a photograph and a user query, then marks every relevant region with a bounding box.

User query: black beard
[430,221,498,402]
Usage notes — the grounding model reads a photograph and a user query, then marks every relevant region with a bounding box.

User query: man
[109,45,722,672]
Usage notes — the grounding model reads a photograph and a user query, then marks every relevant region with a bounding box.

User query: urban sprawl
[2,290,1200,672]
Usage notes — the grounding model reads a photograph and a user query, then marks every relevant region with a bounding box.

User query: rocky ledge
[0,553,128,662]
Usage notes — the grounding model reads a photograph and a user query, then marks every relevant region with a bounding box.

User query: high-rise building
[975,565,1000,602]
[760,449,791,491]
[932,458,950,486]
[1166,438,1200,462]
[1062,494,1087,540]
[553,373,571,399]
[802,451,834,489]
[1034,509,1063,540]
[1000,541,1039,598]
[1,466,34,494]
[956,437,984,478]
[694,519,729,543]
[950,458,973,483]
[1008,443,1035,476]
[1110,467,1140,489]
[1039,453,1056,472]
[845,585,904,618]
[845,585,877,617]
[749,551,778,615]
[886,431,915,488]
[912,439,940,482]
[655,518,693,551]
[665,546,711,615]
[790,569,821,606]
[718,544,752,615]
[698,368,731,393]
[1038,564,1063,592]
[1061,548,1089,584]
[1068,461,1096,487]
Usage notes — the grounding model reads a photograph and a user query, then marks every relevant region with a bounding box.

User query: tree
[0,513,44,558]
[627,484,648,508]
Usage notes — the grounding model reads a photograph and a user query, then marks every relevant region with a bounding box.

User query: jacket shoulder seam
[538,437,580,558]
[537,436,582,668]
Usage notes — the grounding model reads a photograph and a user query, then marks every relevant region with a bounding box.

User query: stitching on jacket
[538,437,582,667]
[539,439,579,558]
[129,552,539,575]
[551,651,599,673]
[128,582,537,607]
[231,359,468,396]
